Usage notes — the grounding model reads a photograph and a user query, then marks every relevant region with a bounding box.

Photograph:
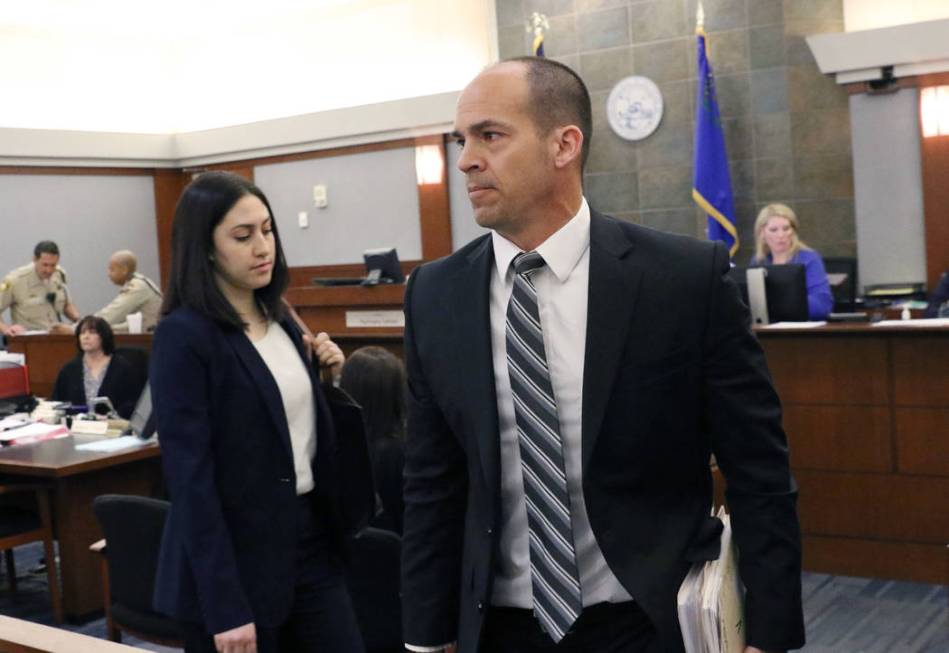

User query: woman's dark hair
[161,171,288,329]
[75,315,115,355]
[339,346,407,445]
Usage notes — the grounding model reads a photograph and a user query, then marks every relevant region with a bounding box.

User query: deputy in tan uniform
[0,241,80,336]
[94,250,162,332]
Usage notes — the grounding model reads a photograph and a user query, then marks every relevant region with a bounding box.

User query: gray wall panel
[254,148,422,266]
[850,90,927,288]
[0,174,159,321]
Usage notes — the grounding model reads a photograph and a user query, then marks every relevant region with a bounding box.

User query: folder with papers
[677,507,745,653]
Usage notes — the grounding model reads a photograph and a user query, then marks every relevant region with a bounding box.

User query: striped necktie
[506,251,583,642]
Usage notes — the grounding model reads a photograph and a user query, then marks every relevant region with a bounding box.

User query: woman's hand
[304,331,345,380]
[214,622,257,653]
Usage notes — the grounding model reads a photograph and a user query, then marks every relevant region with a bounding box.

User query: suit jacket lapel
[582,212,642,472]
[454,236,502,505]
[222,326,295,462]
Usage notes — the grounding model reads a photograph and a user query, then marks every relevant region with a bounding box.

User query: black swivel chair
[113,347,149,392]
[823,256,858,312]
[345,527,402,653]
[91,494,182,647]
[0,484,62,623]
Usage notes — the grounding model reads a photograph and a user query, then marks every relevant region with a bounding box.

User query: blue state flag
[532,31,545,57]
[693,31,738,257]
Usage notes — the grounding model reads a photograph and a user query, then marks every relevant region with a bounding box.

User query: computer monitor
[126,383,156,439]
[823,256,857,312]
[362,248,405,285]
[728,264,809,324]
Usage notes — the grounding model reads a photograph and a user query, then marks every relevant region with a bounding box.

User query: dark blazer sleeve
[151,316,254,634]
[401,265,470,647]
[51,357,82,404]
[702,242,805,650]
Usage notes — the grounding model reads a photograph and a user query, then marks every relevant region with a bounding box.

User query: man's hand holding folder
[677,508,786,653]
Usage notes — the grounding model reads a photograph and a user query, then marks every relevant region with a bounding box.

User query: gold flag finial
[527,11,549,37]
[526,12,549,56]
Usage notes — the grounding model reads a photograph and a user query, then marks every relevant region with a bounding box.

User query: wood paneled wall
[760,326,949,584]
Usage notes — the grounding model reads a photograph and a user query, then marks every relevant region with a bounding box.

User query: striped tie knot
[513,251,546,277]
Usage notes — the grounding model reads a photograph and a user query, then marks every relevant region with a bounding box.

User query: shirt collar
[492,197,591,282]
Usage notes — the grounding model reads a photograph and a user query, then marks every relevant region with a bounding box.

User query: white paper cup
[127,312,143,334]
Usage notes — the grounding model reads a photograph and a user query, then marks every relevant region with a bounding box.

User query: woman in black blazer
[51,315,141,418]
[151,172,366,653]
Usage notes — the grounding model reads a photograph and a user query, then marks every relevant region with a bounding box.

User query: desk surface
[0,434,159,478]
[756,321,949,335]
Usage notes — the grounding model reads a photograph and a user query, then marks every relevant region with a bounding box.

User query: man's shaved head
[498,56,592,170]
[107,250,137,285]
[110,250,137,274]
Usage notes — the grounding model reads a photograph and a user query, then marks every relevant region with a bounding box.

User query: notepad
[75,436,145,453]
[762,321,827,329]
[872,318,949,327]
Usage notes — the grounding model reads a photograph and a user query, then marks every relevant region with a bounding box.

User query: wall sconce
[920,85,949,137]
[415,144,444,185]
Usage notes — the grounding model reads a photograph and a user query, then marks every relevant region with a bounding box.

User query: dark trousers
[480,601,656,653]
[183,494,364,653]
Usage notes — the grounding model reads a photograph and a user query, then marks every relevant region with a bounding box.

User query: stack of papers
[763,321,827,329]
[0,416,30,432]
[0,422,69,446]
[872,318,949,327]
[677,508,745,653]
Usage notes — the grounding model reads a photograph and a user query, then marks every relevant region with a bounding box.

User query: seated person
[52,316,143,418]
[339,346,406,535]
[751,203,834,320]
[95,250,163,333]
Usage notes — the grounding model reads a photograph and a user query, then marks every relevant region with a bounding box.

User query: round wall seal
[606,75,664,141]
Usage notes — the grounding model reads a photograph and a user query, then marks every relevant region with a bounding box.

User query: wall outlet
[313,184,328,208]
[298,211,309,228]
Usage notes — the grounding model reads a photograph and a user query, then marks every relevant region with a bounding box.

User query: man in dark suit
[401,57,804,653]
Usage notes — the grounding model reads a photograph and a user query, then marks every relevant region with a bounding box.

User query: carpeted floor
[1,542,946,652]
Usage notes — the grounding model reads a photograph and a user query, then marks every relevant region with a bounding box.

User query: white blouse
[251,322,317,495]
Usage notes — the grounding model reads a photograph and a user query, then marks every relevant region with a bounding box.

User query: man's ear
[551,125,584,170]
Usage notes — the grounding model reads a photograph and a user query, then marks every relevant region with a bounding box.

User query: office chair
[345,527,402,653]
[823,256,858,312]
[91,494,182,646]
[113,347,149,393]
[0,483,62,623]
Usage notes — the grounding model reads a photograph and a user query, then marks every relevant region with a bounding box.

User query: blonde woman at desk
[151,172,367,653]
[751,203,834,320]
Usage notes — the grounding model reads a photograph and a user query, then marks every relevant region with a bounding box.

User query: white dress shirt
[489,198,631,609]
